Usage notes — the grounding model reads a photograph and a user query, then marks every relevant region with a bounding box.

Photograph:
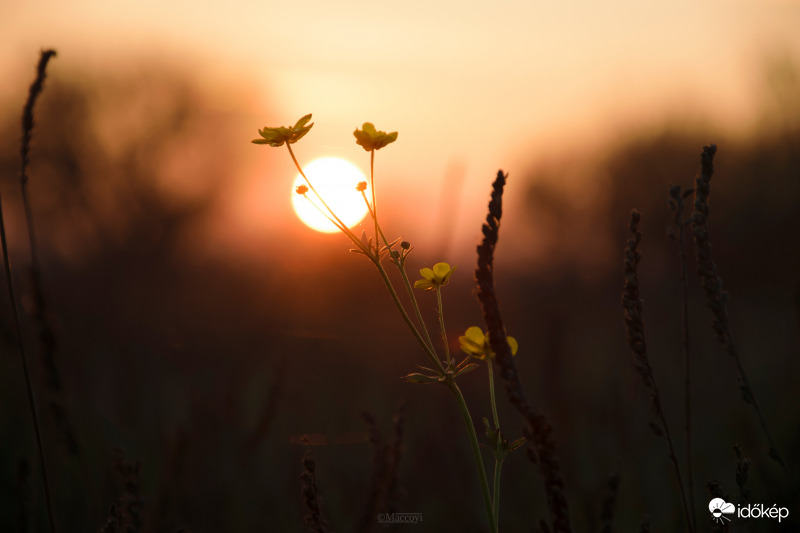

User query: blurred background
[1,0,799,531]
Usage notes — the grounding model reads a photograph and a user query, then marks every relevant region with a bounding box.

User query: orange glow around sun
[291,157,370,233]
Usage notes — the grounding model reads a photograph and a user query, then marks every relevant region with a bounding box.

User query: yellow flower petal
[442,266,455,284]
[507,336,518,356]
[464,326,485,346]
[419,267,435,281]
[433,262,451,279]
[253,114,314,148]
[353,122,398,151]
[294,114,313,130]
[459,327,489,358]
[458,337,483,356]
[414,279,435,291]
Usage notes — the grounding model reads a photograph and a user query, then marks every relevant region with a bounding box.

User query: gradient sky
[3,0,800,256]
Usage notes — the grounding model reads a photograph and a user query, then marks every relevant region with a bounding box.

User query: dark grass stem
[382,401,406,520]
[19,51,78,456]
[599,474,620,533]
[2,49,59,533]
[242,356,287,460]
[358,412,386,533]
[16,457,31,533]
[475,171,572,533]
[668,185,696,530]
[691,145,786,470]
[100,453,144,533]
[732,444,751,505]
[623,210,693,532]
[358,402,406,533]
[300,437,333,533]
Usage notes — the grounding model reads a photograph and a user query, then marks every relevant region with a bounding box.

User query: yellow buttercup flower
[252,114,314,147]
[458,326,518,361]
[413,262,455,291]
[353,122,398,151]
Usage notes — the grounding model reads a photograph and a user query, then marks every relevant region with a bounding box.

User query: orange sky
[3,0,800,259]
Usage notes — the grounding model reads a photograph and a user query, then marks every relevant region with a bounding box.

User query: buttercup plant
[253,115,525,531]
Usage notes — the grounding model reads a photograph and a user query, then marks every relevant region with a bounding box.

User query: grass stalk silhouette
[599,473,620,533]
[690,145,786,470]
[242,355,287,460]
[19,49,80,458]
[668,184,696,530]
[475,170,572,533]
[359,412,386,533]
[358,402,405,533]
[1,48,59,533]
[622,210,693,532]
[99,452,144,533]
[300,436,333,533]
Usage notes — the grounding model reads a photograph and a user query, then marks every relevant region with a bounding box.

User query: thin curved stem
[371,259,444,374]
[435,287,450,364]
[446,380,497,533]
[1,188,56,533]
[360,190,435,352]
[370,149,378,254]
[493,456,504,530]
[677,219,696,530]
[286,144,361,246]
[302,194,348,234]
[488,362,502,529]
[397,264,435,352]
[488,361,500,431]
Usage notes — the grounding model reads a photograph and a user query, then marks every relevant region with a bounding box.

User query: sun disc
[292,157,370,233]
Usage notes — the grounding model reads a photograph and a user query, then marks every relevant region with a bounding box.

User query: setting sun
[291,157,370,233]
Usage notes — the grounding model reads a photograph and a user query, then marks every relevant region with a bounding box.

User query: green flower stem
[370,149,378,254]
[397,263,436,353]
[302,195,348,233]
[435,287,451,364]
[446,379,498,533]
[286,144,363,249]
[290,140,490,529]
[371,259,444,374]
[488,361,500,429]
[493,456,504,530]
[488,361,502,529]
[359,190,435,353]
[369,240,490,531]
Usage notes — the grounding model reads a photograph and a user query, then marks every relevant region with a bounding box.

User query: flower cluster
[458,327,518,361]
[252,114,314,147]
[413,263,456,291]
[251,114,523,531]
[353,122,398,151]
